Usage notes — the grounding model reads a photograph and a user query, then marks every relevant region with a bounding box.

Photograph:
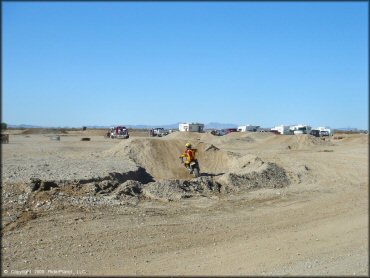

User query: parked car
[320,130,330,137]
[210,128,237,136]
[210,129,222,136]
[150,128,169,137]
[310,129,321,137]
[225,128,238,134]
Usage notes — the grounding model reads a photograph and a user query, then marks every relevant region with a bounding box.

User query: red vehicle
[109,126,129,139]
[225,128,238,134]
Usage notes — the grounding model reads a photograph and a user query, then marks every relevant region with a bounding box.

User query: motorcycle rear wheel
[193,168,200,178]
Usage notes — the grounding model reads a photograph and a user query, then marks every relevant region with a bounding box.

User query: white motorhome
[290,124,312,135]
[271,125,291,135]
[237,125,260,132]
[179,123,204,132]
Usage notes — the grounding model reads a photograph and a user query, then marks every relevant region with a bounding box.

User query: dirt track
[1,129,368,276]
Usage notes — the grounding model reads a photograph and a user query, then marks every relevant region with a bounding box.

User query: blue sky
[3,2,368,129]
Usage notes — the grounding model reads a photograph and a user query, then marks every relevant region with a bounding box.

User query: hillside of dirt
[1,131,368,276]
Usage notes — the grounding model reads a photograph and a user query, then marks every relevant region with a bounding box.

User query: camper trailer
[271,125,291,135]
[179,123,204,132]
[237,125,260,132]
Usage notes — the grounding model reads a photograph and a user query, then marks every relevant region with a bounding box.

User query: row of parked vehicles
[210,126,332,137]
[105,125,332,139]
[106,126,175,139]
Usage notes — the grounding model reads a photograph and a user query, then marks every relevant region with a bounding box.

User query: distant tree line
[1,122,7,130]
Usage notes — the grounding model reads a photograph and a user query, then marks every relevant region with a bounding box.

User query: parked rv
[271,125,291,135]
[290,124,312,135]
[179,123,204,132]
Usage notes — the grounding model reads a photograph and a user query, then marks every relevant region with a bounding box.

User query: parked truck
[109,126,129,139]
[149,128,169,137]
[316,126,333,136]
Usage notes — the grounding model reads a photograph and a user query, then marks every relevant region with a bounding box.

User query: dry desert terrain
[1,129,368,276]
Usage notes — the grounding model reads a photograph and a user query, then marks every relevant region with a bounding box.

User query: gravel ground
[1,135,138,183]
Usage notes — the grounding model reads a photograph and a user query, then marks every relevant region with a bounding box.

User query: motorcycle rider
[179,143,196,170]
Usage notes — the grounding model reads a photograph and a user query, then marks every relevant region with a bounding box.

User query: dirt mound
[164,132,204,141]
[218,133,256,144]
[128,160,289,202]
[142,177,222,201]
[288,135,335,150]
[100,137,291,201]
[139,158,290,201]
[232,136,255,143]
[218,162,290,191]
[103,138,242,179]
[164,131,260,146]
[259,134,334,150]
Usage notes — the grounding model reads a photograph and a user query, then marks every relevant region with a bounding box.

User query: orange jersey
[181,149,196,163]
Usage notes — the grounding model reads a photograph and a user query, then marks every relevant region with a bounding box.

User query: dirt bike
[179,157,200,178]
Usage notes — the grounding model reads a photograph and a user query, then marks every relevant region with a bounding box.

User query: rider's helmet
[185,143,192,149]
